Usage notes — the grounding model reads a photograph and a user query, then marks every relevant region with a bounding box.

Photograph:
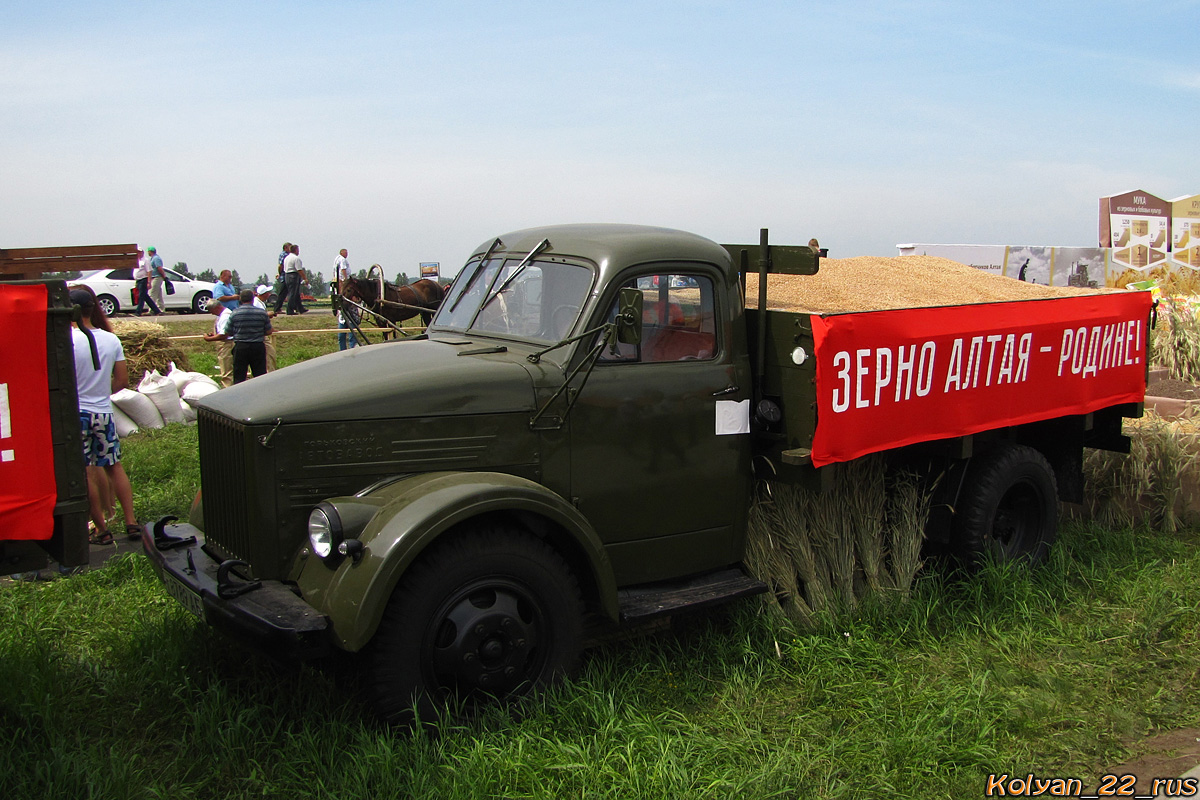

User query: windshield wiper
[480,238,550,312]
[447,237,503,314]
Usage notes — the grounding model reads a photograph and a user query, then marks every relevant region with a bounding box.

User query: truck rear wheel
[365,526,583,725]
[952,443,1057,569]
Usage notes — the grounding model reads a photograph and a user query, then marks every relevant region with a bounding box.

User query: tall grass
[1152,299,1200,382]
[1083,414,1200,533]
[745,456,930,629]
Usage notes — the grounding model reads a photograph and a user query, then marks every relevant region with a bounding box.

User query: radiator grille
[197,409,261,569]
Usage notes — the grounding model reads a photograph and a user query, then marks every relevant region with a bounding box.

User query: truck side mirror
[615,287,643,345]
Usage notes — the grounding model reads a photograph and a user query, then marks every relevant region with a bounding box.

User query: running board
[617,567,767,623]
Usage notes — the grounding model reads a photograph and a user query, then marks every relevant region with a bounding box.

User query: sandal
[89,527,114,546]
[126,523,144,540]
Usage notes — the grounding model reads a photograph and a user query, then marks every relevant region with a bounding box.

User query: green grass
[117,425,201,520]
[2,499,1198,798]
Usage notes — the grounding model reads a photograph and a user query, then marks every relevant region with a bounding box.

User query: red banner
[809,292,1152,468]
[0,284,56,541]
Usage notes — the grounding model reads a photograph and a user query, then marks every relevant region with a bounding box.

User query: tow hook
[153,516,197,551]
[217,560,262,599]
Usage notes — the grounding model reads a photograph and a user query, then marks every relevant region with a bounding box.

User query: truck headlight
[308,503,342,559]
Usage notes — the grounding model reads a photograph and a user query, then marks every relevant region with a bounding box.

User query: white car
[76,267,214,316]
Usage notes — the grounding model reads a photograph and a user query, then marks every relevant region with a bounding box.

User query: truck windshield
[431,258,594,343]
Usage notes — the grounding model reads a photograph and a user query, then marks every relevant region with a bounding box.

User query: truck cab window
[435,257,504,329]
[600,274,717,362]
[431,258,594,343]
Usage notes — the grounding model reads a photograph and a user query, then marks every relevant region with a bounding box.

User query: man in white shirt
[334,248,351,287]
[333,249,358,350]
[133,250,162,316]
[282,244,308,315]
[253,284,278,371]
[202,299,234,387]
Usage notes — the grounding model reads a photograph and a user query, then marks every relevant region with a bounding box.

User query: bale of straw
[110,319,191,383]
[745,455,932,630]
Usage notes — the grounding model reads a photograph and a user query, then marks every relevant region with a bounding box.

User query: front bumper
[142,520,330,660]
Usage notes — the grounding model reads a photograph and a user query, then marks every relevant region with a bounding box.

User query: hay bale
[110,319,190,383]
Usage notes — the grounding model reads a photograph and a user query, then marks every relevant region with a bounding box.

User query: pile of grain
[109,319,190,382]
[746,255,1108,314]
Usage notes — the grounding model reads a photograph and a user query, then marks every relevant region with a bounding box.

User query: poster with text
[1100,189,1170,275]
[1171,193,1200,268]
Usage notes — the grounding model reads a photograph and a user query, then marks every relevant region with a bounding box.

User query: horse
[340,272,445,341]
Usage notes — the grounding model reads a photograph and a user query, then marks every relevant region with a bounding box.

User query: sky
[2,0,1198,282]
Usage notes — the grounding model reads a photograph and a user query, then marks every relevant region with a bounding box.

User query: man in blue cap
[147,246,168,309]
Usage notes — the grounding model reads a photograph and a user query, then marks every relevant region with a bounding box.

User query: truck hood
[198,339,536,424]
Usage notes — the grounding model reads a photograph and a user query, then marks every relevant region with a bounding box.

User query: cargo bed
[747,261,1151,468]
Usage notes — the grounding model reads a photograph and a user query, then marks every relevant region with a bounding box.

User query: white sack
[111,388,164,429]
[111,405,139,438]
[138,370,187,425]
[166,362,193,392]
[181,381,220,405]
[179,397,198,422]
[185,371,219,389]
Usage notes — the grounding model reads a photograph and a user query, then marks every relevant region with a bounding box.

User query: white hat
[256,284,272,295]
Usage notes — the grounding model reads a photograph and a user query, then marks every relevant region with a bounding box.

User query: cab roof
[470,224,734,276]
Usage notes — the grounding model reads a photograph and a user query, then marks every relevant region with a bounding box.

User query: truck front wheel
[366,526,583,725]
[952,443,1058,569]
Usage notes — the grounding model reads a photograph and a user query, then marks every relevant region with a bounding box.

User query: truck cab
[147,224,768,723]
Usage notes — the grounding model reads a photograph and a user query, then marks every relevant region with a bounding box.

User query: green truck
[144,224,1151,722]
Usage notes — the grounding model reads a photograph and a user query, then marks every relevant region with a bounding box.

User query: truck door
[568,268,752,584]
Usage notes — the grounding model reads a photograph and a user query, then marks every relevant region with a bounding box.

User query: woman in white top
[70,287,140,544]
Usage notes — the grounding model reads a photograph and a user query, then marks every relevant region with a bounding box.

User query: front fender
[294,471,616,651]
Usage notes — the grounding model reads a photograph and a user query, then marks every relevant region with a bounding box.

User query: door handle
[712,385,739,397]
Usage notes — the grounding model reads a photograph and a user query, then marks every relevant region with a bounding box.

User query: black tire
[96,294,119,316]
[365,526,583,725]
[192,290,213,313]
[952,443,1058,569]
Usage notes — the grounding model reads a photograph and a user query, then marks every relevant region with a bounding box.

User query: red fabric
[809,292,1152,468]
[0,284,56,541]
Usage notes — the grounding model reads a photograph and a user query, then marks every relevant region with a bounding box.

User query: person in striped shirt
[224,289,274,383]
